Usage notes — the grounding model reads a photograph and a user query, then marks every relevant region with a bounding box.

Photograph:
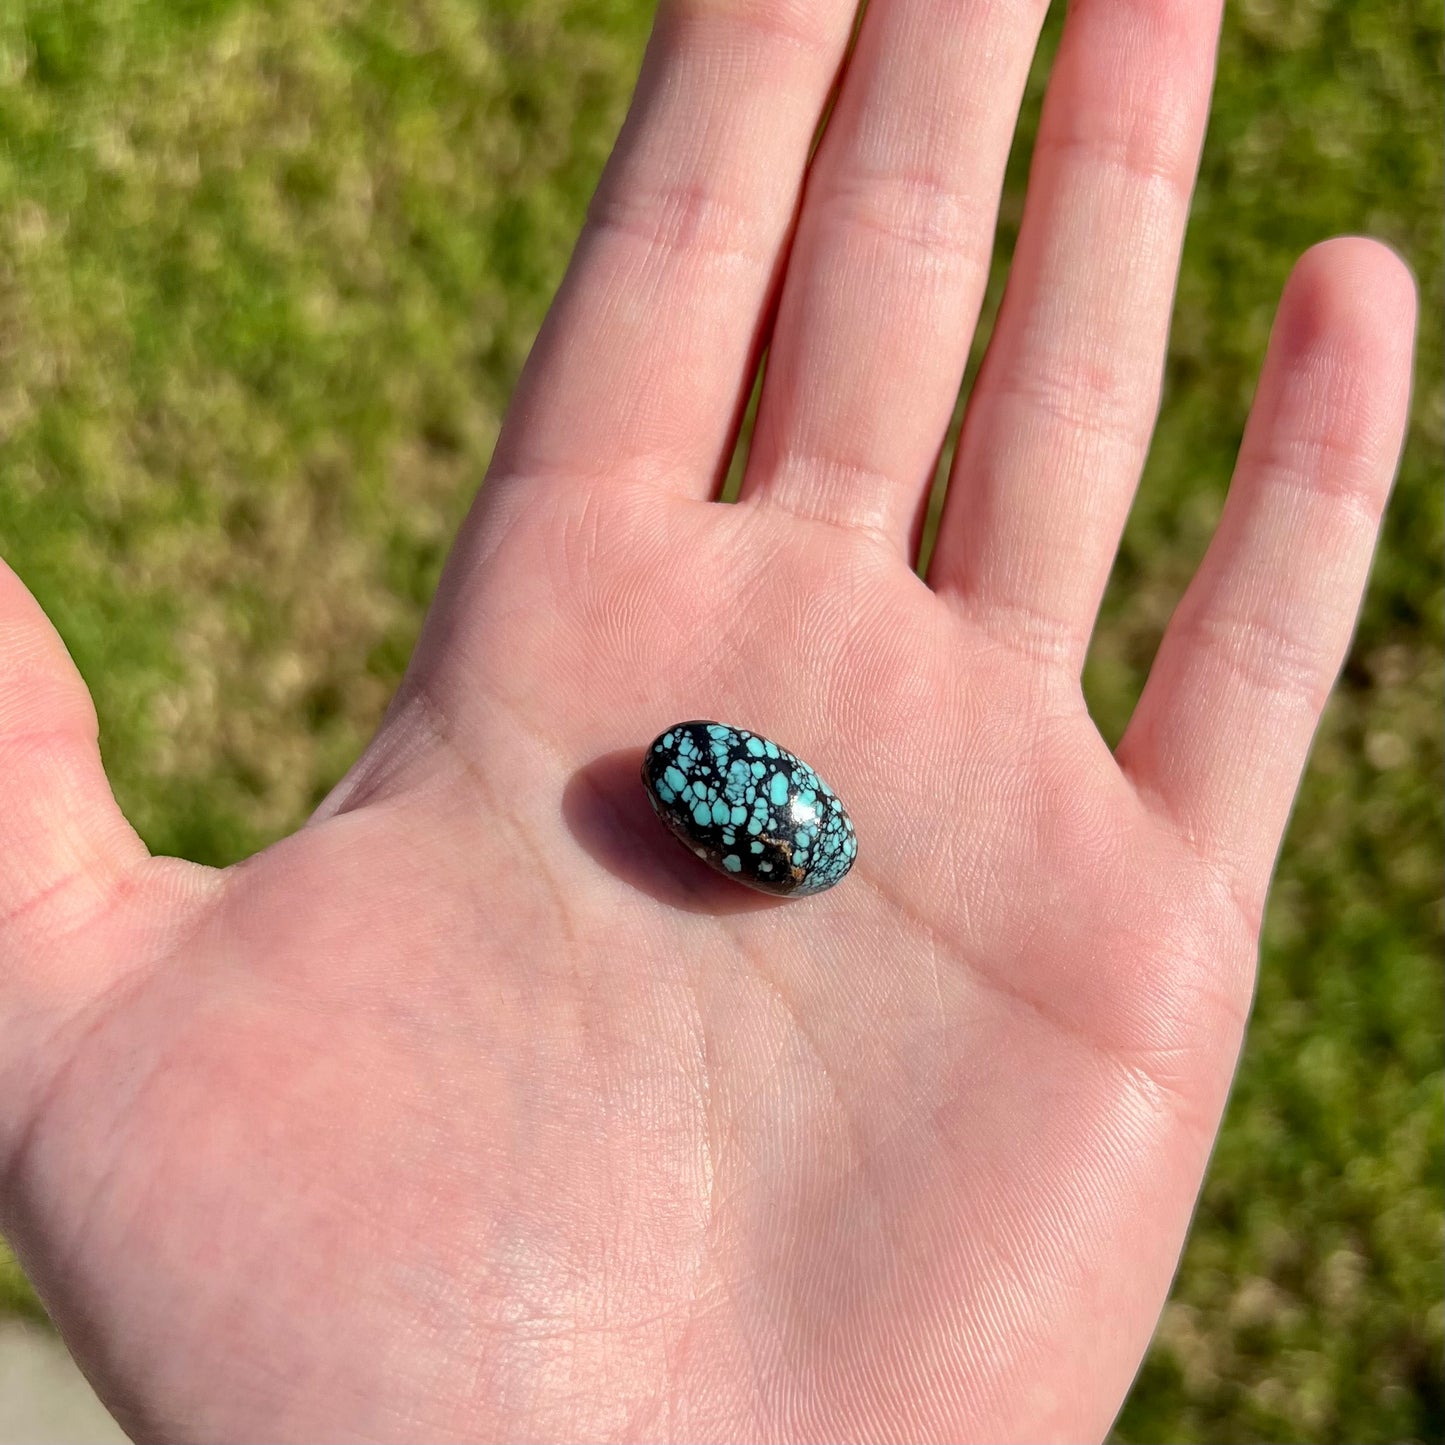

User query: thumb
[0,560,147,959]
[0,560,205,1139]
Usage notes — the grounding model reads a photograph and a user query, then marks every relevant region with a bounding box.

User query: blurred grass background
[0,0,1439,1438]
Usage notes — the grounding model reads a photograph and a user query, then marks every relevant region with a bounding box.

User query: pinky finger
[1118,238,1416,918]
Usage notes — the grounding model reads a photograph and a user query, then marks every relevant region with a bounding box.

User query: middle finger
[740,0,1051,546]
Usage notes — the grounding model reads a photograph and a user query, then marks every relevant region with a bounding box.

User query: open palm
[0,0,1414,1440]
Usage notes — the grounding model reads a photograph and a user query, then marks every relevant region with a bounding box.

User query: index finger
[490,0,859,497]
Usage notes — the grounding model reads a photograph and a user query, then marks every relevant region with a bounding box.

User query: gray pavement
[0,1319,127,1444]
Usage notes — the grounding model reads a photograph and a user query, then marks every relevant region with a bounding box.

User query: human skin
[0,0,1416,1438]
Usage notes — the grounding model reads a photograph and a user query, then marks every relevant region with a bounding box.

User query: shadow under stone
[562,747,788,917]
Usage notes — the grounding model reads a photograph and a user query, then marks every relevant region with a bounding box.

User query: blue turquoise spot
[724,761,752,802]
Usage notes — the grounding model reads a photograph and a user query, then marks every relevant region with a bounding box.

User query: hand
[0,0,1415,1437]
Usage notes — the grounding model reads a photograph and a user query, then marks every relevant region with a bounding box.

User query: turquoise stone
[642,721,857,896]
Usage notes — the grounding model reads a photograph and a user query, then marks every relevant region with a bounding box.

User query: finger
[739,0,1049,545]
[1117,239,1416,912]
[0,562,148,963]
[931,0,1222,663]
[489,0,859,497]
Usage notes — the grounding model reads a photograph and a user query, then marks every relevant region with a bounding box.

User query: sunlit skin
[0,0,1415,1438]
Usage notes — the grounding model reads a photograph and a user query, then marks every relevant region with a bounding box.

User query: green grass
[1,1,1440,1439]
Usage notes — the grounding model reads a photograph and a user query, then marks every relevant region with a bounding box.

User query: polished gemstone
[641,721,857,896]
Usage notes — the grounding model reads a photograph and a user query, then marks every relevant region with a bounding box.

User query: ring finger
[930,0,1225,667]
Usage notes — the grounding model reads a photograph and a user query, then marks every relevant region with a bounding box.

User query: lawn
[0,1,1440,1439]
